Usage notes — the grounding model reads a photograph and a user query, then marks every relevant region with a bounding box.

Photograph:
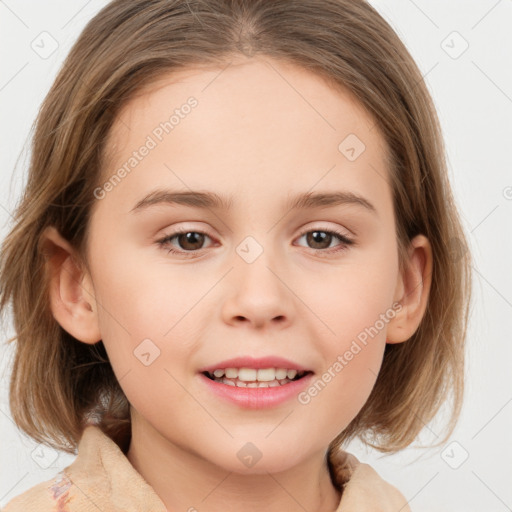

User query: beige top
[3,425,411,511]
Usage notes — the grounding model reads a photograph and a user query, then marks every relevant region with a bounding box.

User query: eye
[295,227,354,256]
[156,226,355,259]
[156,228,214,258]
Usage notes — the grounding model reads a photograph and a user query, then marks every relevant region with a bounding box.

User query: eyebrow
[129,188,377,215]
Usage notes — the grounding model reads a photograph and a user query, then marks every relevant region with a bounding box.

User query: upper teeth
[211,368,302,381]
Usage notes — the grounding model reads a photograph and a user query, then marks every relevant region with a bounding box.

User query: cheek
[299,321,386,440]
[308,255,398,342]
[92,237,185,333]
[91,250,197,378]
[297,245,397,424]
[92,267,197,421]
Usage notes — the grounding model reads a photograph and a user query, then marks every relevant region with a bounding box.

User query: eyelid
[296,223,353,239]
[157,223,216,242]
[156,223,355,258]
[159,222,353,239]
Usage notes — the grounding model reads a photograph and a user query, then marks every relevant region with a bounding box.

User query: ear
[40,226,101,344]
[386,234,433,344]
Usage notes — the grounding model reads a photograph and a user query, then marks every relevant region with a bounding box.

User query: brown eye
[175,232,206,251]
[296,228,354,254]
[156,229,214,258]
[305,231,333,250]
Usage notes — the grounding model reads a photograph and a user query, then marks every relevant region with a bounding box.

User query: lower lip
[198,372,314,409]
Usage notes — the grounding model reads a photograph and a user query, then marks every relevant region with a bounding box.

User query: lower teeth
[214,377,293,387]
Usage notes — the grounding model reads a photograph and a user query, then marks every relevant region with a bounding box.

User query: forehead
[98,56,391,216]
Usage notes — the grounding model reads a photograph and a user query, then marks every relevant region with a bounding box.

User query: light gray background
[1,1,511,510]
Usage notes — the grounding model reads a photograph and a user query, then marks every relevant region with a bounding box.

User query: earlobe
[41,226,101,345]
[386,234,433,344]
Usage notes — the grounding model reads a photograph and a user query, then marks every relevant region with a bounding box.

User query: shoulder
[4,424,166,512]
[2,425,108,512]
[3,470,74,512]
[329,450,412,511]
[344,461,412,511]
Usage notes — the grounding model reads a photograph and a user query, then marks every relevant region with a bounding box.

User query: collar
[55,424,410,511]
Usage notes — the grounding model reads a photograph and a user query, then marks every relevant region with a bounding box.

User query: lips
[198,355,312,374]
[199,370,315,409]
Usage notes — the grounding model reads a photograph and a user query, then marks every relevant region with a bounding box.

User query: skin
[42,55,432,512]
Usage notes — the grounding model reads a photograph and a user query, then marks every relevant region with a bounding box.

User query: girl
[0,0,471,510]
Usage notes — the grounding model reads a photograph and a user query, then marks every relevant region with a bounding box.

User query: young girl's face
[81,56,423,473]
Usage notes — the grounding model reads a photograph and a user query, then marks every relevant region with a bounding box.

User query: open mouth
[202,369,313,388]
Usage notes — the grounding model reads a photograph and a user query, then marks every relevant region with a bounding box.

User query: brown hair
[0,0,471,456]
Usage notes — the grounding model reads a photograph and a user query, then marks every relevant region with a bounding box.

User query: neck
[126,413,342,512]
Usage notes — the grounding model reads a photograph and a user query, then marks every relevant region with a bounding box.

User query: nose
[220,250,294,330]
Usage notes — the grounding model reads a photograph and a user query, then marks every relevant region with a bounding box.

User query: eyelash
[156,226,355,259]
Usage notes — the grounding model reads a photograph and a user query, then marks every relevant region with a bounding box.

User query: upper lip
[199,356,312,373]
